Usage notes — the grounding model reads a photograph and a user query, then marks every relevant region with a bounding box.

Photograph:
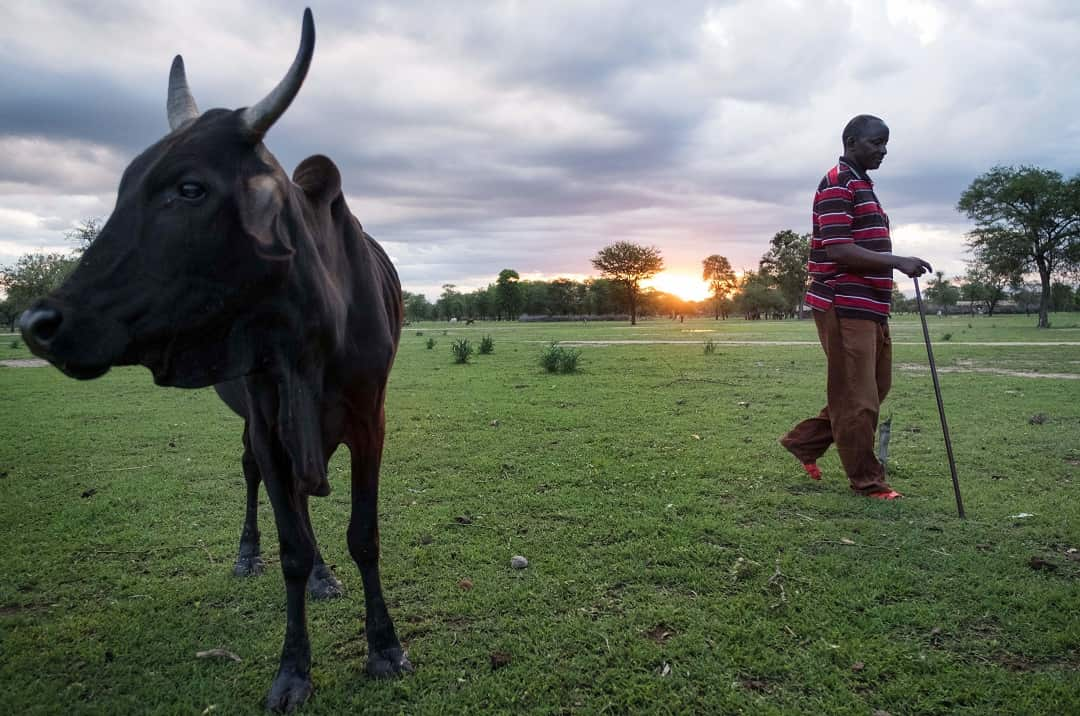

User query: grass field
[1,314,1078,714]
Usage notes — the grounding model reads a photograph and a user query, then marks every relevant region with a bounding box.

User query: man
[780,115,931,500]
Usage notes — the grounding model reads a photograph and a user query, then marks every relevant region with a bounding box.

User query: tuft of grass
[451,338,473,364]
[425,337,436,350]
[942,332,953,341]
[540,341,581,373]
[703,338,717,355]
[416,330,424,337]
[478,335,494,355]
[9,339,19,350]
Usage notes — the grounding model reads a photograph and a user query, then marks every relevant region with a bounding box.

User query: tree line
[401,230,813,324]
[3,166,1078,330]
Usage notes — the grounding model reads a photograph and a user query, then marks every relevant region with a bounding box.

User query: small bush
[540,342,581,373]
[703,339,716,355]
[479,335,494,354]
[9,339,20,350]
[426,338,436,350]
[942,332,953,341]
[416,330,424,337]
[451,338,473,364]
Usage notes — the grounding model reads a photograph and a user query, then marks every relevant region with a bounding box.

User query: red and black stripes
[807,159,893,321]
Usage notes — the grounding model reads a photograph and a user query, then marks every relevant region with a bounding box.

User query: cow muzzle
[20,300,131,380]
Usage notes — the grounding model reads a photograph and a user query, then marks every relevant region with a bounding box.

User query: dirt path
[896,364,1079,380]
[0,359,49,368]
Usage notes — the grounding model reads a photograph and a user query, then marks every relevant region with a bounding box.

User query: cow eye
[178,182,206,200]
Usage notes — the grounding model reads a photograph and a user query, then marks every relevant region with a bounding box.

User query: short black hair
[842,114,885,146]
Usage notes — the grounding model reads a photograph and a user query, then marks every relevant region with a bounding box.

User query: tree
[402,291,433,322]
[0,298,17,333]
[758,230,810,318]
[1050,282,1076,312]
[591,242,664,325]
[924,271,960,314]
[0,252,79,331]
[1010,280,1041,316]
[735,270,785,320]
[548,278,578,316]
[519,280,551,316]
[435,284,463,321]
[65,217,102,255]
[702,254,737,320]
[495,269,522,320]
[890,284,913,314]
[962,262,1008,316]
[958,166,1080,328]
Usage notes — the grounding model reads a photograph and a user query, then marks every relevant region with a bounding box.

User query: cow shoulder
[293,155,342,205]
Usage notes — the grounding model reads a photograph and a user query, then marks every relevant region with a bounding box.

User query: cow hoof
[307,564,343,600]
[232,552,263,578]
[366,647,413,678]
[233,554,265,577]
[266,670,312,713]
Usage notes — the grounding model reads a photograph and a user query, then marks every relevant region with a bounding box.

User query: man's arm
[825,243,932,278]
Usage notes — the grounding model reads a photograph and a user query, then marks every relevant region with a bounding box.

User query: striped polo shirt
[805,158,893,321]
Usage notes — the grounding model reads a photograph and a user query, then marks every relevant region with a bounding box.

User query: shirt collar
[838,157,872,185]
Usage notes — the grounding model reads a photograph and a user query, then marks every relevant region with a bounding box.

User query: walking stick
[913,277,965,518]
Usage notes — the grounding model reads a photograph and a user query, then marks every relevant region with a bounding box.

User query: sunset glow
[642,272,713,302]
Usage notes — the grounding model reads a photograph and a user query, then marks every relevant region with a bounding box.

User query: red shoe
[866,489,903,500]
[802,463,822,481]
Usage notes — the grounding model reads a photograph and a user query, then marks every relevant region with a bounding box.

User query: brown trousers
[781,307,892,494]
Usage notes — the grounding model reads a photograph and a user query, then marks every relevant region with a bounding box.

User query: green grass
[1,316,1078,714]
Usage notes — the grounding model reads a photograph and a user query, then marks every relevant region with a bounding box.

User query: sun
[642,272,713,302]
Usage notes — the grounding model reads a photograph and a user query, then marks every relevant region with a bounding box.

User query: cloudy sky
[2,0,1078,301]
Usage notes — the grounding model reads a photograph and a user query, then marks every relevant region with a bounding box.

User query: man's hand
[896,256,932,278]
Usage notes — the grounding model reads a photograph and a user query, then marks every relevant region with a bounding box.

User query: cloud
[1,0,1079,302]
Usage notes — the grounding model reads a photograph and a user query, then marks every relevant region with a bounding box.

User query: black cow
[19,9,411,711]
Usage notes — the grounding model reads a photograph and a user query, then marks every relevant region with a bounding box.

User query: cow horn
[167,55,200,130]
[240,8,315,141]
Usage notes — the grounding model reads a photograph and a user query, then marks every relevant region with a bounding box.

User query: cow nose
[20,306,63,347]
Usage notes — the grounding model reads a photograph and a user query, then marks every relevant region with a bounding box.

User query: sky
[2,0,1079,302]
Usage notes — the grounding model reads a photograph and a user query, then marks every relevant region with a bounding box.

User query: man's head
[842,114,889,172]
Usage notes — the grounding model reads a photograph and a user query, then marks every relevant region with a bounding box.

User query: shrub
[942,332,953,341]
[540,341,581,373]
[451,338,473,364]
[426,338,436,350]
[9,339,20,350]
[479,335,494,354]
[416,330,424,337]
[703,339,716,355]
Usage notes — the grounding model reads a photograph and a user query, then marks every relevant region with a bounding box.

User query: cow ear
[240,174,294,262]
[293,155,342,204]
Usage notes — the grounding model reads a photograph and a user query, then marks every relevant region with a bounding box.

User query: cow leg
[253,441,316,712]
[300,494,344,599]
[348,411,412,678]
[233,425,265,577]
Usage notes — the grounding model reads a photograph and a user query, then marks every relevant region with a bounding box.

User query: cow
[19,9,412,712]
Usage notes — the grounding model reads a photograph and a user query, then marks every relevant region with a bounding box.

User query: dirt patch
[897,364,1079,380]
[0,359,48,368]
[644,623,676,644]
